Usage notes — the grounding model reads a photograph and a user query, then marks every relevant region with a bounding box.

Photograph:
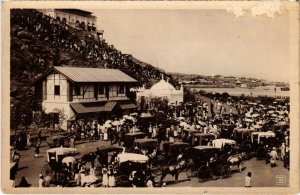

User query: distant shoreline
[190,86,289,97]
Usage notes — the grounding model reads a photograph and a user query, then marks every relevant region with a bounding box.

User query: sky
[90,9,289,82]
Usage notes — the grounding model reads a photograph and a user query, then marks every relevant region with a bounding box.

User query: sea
[190,86,289,97]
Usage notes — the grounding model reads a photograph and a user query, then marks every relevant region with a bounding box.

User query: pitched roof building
[34,66,137,130]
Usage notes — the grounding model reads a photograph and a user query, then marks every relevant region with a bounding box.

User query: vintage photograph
[2,1,299,193]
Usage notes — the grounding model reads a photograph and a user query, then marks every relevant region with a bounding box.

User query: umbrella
[248,102,257,105]
[253,125,262,129]
[177,117,185,121]
[245,118,254,122]
[198,121,207,126]
[140,113,153,118]
[123,115,130,119]
[103,123,112,128]
[271,114,278,117]
[105,120,112,124]
[119,119,125,125]
[112,121,121,126]
[252,114,260,118]
[62,156,76,164]
[179,121,188,127]
[245,112,252,118]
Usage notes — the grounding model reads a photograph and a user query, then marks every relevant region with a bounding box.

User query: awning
[70,102,105,114]
[103,101,117,112]
[70,100,135,114]
[119,102,137,110]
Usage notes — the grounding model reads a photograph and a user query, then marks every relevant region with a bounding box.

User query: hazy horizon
[90,9,290,82]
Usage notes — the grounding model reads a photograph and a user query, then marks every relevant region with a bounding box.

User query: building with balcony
[34,66,137,129]
[38,9,104,39]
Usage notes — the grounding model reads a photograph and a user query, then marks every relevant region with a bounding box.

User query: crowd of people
[11,9,170,85]
[10,93,290,188]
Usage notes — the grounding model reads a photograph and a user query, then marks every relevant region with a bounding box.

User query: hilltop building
[38,9,104,39]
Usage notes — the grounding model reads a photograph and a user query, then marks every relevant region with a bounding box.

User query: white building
[134,77,184,105]
[34,66,137,130]
[38,9,104,38]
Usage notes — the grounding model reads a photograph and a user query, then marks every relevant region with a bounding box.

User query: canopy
[118,153,149,163]
[96,145,124,153]
[193,145,219,152]
[167,142,190,151]
[47,147,78,162]
[134,139,158,146]
[251,131,276,143]
[212,139,236,149]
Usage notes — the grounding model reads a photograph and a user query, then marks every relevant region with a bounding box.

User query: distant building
[38,9,104,39]
[134,76,184,105]
[241,83,248,88]
[34,66,137,130]
[235,80,242,87]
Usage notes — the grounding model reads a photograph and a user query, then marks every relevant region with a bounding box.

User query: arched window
[80,22,86,30]
[75,21,80,28]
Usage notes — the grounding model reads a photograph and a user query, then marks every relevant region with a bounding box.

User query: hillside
[10,9,178,126]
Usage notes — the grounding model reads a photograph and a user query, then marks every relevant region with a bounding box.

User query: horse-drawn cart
[40,147,79,187]
[185,146,231,182]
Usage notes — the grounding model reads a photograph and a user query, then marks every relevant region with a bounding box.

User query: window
[74,85,81,96]
[54,85,60,95]
[118,85,125,94]
[109,85,118,98]
[98,85,105,94]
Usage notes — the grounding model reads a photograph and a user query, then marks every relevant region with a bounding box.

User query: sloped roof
[54,66,137,83]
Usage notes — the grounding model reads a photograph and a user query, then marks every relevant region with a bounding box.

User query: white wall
[73,84,96,102]
[42,102,73,130]
[55,10,96,26]
[45,73,68,102]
